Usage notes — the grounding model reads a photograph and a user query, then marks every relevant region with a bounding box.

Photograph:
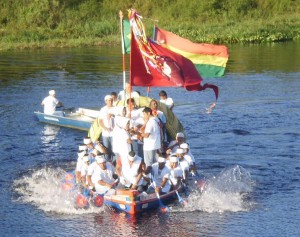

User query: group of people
[42,85,197,196]
[72,85,197,196]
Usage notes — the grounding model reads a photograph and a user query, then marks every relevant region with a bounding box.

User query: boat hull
[34,108,97,131]
[104,190,177,215]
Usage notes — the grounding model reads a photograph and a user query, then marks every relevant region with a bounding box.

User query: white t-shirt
[121,156,143,186]
[184,153,195,166]
[42,95,59,114]
[151,163,171,193]
[92,162,115,185]
[168,166,183,186]
[160,97,174,109]
[143,117,161,151]
[98,106,115,137]
[117,90,140,102]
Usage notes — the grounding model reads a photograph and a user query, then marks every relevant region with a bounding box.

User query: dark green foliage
[0,0,299,50]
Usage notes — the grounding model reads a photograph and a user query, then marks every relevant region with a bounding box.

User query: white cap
[158,157,166,163]
[78,144,87,151]
[83,155,89,162]
[49,90,56,96]
[180,143,189,149]
[176,148,184,154]
[83,137,91,145]
[169,156,178,163]
[128,151,136,161]
[77,150,86,159]
[104,95,113,101]
[176,132,185,138]
[95,155,106,163]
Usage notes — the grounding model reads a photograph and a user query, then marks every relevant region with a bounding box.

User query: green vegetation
[0,0,299,50]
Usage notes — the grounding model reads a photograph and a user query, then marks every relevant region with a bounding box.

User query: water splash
[182,165,255,213]
[13,167,105,214]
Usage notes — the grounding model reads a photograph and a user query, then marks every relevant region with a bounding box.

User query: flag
[130,31,219,99]
[123,19,131,54]
[154,27,229,78]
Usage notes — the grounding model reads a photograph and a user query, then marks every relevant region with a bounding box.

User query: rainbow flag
[154,27,229,78]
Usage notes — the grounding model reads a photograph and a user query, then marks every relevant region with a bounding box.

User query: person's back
[159,90,174,110]
[41,90,63,115]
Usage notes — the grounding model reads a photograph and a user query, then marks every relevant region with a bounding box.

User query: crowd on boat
[42,84,198,197]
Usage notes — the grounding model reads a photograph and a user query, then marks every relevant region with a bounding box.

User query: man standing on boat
[98,95,115,162]
[139,107,162,173]
[41,90,63,116]
[117,83,140,105]
[159,90,174,111]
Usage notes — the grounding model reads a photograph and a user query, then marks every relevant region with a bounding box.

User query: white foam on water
[13,167,105,214]
[174,165,256,213]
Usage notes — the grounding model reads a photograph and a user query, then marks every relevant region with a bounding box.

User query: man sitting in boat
[80,154,90,187]
[91,156,117,195]
[147,157,171,195]
[176,148,190,185]
[41,90,64,116]
[75,144,87,184]
[180,143,197,175]
[166,155,183,190]
[165,132,185,155]
[116,151,144,192]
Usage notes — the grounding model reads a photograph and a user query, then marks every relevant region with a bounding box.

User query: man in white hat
[98,95,116,162]
[166,155,183,190]
[91,156,117,195]
[180,143,197,174]
[176,148,190,184]
[147,156,171,194]
[116,151,143,191]
[166,132,185,155]
[41,90,63,115]
[75,145,87,184]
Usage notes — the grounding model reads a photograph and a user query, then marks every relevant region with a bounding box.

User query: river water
[0,42,299,237]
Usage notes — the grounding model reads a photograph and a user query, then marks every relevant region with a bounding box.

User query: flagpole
[119,10,126,97]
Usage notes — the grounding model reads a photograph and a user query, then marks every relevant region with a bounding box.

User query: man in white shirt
[166,132,185,155]
[92,156,117,195]
[98,95,115,162]
[166,155,183,190]
[116,151,143,191]
[117,83,140,105]
[140,107,162,173]
[147,157,171,194]
[41,90,63,115]
[159,90,174,110]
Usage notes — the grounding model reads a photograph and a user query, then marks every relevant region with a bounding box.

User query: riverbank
[1,1,299,51]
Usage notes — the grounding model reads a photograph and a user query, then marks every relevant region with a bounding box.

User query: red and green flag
[154,27,229,78]
[129,9,218,100]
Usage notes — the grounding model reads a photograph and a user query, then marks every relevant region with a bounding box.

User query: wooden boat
[34,108,98,131]
[103,189,178,215]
